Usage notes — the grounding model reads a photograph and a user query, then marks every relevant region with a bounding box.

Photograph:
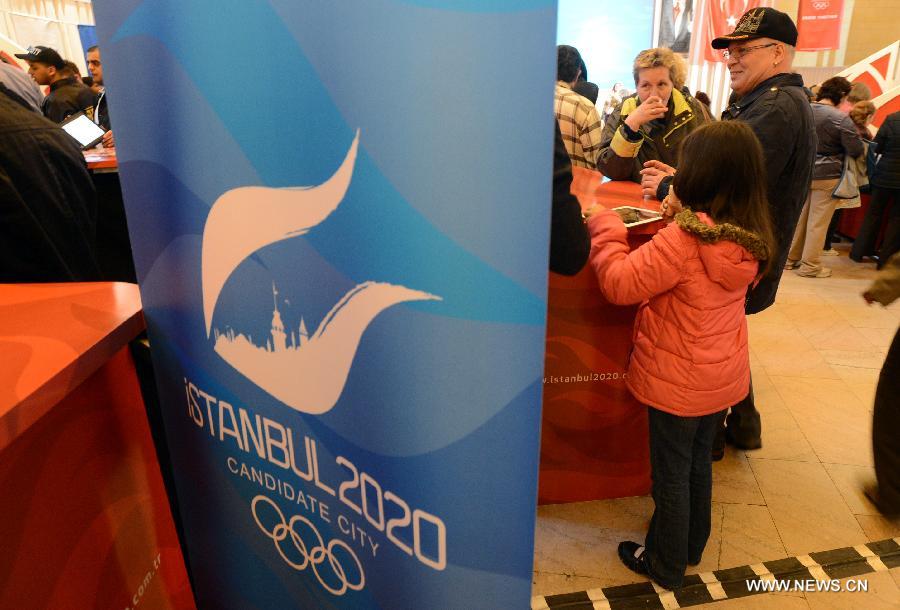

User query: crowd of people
[0,43,119,283]
[553,6,899,592]
[1,7,898,596]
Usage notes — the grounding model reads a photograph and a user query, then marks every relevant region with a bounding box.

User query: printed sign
[92,0,558,608]
[796,0,844,51]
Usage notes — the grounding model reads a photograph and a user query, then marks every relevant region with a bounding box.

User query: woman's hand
[624,95,667,132]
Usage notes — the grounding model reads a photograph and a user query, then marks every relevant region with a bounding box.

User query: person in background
[0,88,101,281]
[554,45,603,169]
[574,80,600,105]
[86,45,114,147]
[586,121,775,590]
[0,59,42,113]
[824,100,878,254]
[851,111,900,268]
[862,251,900,516]
[597,47,709,194]
[710,7,815,452]
[786,76,862,278]
[550,122,590,275]
[850,100,878,140]
[14,45,95,123]
[61,60,83,82]
[839,81,871,113]
[694,91,712,115]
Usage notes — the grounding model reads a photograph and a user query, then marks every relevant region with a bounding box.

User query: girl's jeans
[644,407,727,589]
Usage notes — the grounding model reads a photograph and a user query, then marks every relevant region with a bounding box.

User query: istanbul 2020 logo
[200,131,441,415]
[199,132,442,595]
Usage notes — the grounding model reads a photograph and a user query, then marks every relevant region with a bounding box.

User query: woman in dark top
[851,111,900,268]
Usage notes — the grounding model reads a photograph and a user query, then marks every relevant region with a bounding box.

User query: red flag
[796,0,844,51]
[698,0,763,63]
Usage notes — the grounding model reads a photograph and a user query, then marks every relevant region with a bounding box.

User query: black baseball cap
[14,45,65,69]
[711,7,798,49]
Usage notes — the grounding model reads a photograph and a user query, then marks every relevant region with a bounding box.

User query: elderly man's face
[726,38,782,98]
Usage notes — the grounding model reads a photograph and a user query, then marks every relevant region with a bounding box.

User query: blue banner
[93,1,557,607]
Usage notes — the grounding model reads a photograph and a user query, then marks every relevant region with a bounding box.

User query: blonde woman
[597,47,709,198]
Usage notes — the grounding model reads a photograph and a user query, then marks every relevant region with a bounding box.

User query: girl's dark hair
[816,76,852,105]
[672,121,776,275]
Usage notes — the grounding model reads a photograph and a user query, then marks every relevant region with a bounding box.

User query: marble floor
[532,245,900,608]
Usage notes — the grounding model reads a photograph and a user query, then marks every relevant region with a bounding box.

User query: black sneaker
[617,541,649,577]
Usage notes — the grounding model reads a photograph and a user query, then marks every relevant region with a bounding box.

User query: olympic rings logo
[252,495,365,596]
[812,1,830,9]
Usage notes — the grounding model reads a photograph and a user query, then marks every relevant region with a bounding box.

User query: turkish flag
[698,0,763,63]
[796,0,844,51]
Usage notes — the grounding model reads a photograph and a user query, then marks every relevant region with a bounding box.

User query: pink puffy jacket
[588,209,766,417]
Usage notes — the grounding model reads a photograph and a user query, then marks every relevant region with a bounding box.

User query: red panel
[871,52,892,80]
[873,94,900,128]
[539,181,655,504]
[0,348,194,610]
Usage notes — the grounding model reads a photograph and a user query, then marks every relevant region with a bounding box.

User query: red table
[0,283,194,610]
[84,147,118,171]
[538,174,661,504]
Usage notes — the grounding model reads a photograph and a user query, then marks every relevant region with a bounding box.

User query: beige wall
[774,0,900,69]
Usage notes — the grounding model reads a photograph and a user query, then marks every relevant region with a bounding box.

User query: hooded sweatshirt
[587,209,768,416]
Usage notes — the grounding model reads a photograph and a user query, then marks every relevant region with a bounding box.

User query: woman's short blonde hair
[632,47,687,90]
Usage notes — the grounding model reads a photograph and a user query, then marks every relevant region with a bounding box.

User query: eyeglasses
[722,43,777,61]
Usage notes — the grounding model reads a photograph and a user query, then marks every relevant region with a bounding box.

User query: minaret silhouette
[270,282,287,352]
[298,317,309,347]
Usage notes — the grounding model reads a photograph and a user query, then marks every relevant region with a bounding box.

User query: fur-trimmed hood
[675,209,767,290]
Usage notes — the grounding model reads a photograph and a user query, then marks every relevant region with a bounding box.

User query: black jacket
[550,122,590,275]
[723,73,816,314]
[0,91,102,282]
[871,112,900,190]
[41,76,97,123]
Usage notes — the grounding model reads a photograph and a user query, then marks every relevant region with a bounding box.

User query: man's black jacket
[0,91,102,281]
[723,73,816,314]
[41,76,97,123]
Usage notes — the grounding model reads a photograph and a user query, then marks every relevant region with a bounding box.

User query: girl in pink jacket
[586,121,776,589]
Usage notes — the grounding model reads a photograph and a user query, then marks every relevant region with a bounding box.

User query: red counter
[0,283,194,610]
[84,147,118,171]
[539,175,660,504]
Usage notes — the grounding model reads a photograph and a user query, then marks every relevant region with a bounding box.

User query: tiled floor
[532,246,900,608]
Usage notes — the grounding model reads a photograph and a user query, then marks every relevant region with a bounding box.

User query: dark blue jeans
[644,407,726,589]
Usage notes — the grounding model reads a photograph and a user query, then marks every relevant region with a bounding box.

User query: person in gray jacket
[786,76,863,278]
[0,59,41,112]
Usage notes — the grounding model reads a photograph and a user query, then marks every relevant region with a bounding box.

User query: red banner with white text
[796,0,844,51]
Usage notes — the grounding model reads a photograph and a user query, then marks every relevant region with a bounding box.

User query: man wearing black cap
[15,45,96,123]
[713,8,816,450]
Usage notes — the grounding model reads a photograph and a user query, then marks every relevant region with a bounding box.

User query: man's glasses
[722,43,777,61]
